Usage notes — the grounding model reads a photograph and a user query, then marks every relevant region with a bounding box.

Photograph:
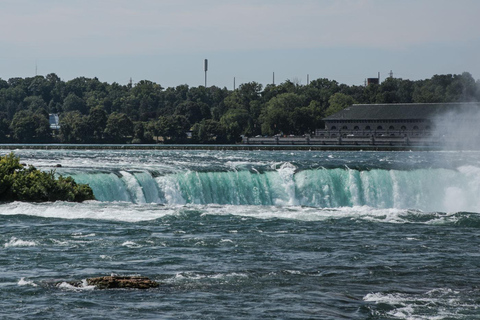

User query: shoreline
[0,143,453,151]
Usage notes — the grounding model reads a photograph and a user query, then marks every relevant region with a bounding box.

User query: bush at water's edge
[0,153,95,202]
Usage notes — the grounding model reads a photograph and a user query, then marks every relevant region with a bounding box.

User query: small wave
[4,237,37,248]
[51,239,69,246]
[72,233,96,238]
[121,241,142,248]
[18,277,37,287]
[171,272,248,282]
[364,288,477,319]
[57,279,96,291]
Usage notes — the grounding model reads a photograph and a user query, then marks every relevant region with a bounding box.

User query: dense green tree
[23,96,48,112]
[2,86,27,104]
[104,112,134,143]
[0,153,94,202]
[325,93,356,117]
[0,78,8,90]
[260,93,305,135]
[59,111,90,143]
[10,109,51,142]
[130,80,164,120]
[0,112,10,142]
[65,77,90,98]
[291,101,324,135]
[63,93,88,114]
[191,119,226,143]
[220,109,252,142]
[87,106,108,142]
[156,115,190,142]
[174,100,210,125]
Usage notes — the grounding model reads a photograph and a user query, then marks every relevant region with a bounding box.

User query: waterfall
[68,165,480,212]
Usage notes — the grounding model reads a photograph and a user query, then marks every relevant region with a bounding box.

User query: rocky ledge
[69,276,160,289]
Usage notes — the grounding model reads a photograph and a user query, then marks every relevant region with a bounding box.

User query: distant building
[49,114,60,130]
[367,72,381,85]
[317,102,480,138]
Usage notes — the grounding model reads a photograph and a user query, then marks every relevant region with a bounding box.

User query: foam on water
[4,237,37,248]
[0,201,179,222]
[121,241,142,248]
[0,200,470,224]
[18,278,37,287]
[364,288,477,320]
[171,271,249,282]
[57,279,96,291]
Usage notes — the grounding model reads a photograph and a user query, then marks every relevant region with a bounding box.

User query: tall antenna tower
[204,59,208,87]
[389,70,394,78]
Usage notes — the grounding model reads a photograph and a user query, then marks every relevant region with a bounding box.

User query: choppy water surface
[2,149,480,319]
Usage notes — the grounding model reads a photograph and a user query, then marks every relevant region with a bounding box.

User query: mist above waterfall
[431,102,480,149]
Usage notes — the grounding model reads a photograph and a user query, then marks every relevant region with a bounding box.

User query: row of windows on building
[329,125,431,131]
[326,119,427,123]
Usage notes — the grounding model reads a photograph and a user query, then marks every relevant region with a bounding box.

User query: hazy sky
[0,0,479,89]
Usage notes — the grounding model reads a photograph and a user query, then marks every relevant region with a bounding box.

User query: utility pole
[204,59,208,87]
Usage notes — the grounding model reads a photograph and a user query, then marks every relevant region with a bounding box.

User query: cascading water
[69,164,480,212]
[4,150,480,320]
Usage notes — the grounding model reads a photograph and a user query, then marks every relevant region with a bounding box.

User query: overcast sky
[0,0,478,89]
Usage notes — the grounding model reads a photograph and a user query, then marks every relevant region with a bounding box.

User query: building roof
[324,102,480,121]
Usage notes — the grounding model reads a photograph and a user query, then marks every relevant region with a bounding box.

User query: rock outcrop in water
[0,153,95,202]
[68,276,160,289]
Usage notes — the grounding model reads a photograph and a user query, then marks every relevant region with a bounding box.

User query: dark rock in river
[86,276,159,289]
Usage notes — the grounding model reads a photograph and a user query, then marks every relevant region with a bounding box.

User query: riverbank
[0,143,450,151]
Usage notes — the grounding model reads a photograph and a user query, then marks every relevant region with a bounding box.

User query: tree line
[0,72,478,144]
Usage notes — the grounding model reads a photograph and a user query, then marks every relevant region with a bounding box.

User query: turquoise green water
[1,149,480,319]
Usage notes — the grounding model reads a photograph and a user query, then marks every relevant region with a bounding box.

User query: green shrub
[0,153,95,202]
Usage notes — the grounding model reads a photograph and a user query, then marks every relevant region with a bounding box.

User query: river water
[1,148,480,319]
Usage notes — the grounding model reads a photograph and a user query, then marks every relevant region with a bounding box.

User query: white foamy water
[0,201,179,222]
[4,237,37,248]
[18,278,37,287]
[0,200,464,225]
[363,289,473,320]
[57,279,96,291]
[121,241,142,248]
